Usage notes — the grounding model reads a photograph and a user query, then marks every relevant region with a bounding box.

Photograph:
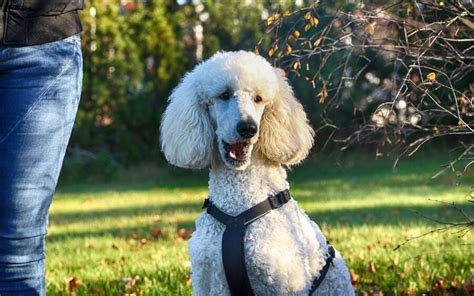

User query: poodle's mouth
[222,140,250,164]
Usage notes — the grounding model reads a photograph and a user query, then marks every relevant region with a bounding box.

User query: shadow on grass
[47,199,472,243]
[306,202,473,227]
[57,167,209,194]
[47,220,195,243]
[50,200,203,225]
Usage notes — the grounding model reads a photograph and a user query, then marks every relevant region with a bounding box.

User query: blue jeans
[0,35,82,295]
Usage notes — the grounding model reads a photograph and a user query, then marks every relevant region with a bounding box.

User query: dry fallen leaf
[177,228,192,240]
[131,275,141,287]
[432,279,448,293]
[401,287,415,296]
[183,275,192,286]
[150,227,163,239]
[465,275,474,294]
[349,270,358,285]
[66,277,81,295]
[368,261,377,273]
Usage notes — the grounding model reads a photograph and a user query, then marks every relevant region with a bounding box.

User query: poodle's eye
[218,91,231,100]
[254,95,263,103]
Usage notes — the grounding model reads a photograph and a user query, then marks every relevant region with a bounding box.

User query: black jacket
[0,0,84,46]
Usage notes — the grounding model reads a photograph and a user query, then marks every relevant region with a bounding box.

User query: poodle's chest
[189,204,327,293]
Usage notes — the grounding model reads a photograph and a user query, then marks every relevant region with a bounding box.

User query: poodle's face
[203,55,279,170]
[208,91,265,169]
[161,51,314,170]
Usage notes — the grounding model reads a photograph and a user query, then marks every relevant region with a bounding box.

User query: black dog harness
[202,189,336,296]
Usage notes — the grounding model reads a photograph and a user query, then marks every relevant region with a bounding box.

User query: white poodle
[160,51,354,295]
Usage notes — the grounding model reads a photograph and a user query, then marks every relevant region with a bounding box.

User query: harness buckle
[268,195,281,209]
[268,191,289,209]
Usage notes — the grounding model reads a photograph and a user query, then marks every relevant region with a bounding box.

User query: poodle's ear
[160,74,214,169]
[255,69,314,166]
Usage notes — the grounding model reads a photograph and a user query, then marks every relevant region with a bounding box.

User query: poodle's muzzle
[219,119,258,169]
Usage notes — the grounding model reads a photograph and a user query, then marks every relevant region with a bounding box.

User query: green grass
[47,154,473,295]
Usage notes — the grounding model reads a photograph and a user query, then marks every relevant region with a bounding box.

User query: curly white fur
[160,51,354,295]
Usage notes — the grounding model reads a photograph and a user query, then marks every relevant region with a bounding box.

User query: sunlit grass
[46,155,473,295]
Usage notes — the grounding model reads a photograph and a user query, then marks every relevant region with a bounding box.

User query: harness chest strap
[202,189,335,296]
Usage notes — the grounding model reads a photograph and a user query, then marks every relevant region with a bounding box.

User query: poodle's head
[160,51,314,170]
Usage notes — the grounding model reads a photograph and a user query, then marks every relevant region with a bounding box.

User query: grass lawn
[47,154,473,295]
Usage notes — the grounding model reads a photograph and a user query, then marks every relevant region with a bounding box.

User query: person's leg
[0,34,82,295]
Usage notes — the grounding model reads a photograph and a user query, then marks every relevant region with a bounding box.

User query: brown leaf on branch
[318,85,328,104]
[264,13,281,27]
[426,72,436,81]
[292,60,301,70]
[268,43,278,57]
[310,16,319,27]
[367,23,376,35]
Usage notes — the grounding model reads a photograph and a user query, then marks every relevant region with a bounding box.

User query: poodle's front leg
[189,235,212,295]
[189,225,230,296]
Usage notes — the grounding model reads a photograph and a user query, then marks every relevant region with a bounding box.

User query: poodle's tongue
[229,142,247,161]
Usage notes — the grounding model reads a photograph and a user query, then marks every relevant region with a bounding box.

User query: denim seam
[0,51,75,145]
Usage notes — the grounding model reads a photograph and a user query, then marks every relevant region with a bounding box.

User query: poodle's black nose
[237,120,258,139]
